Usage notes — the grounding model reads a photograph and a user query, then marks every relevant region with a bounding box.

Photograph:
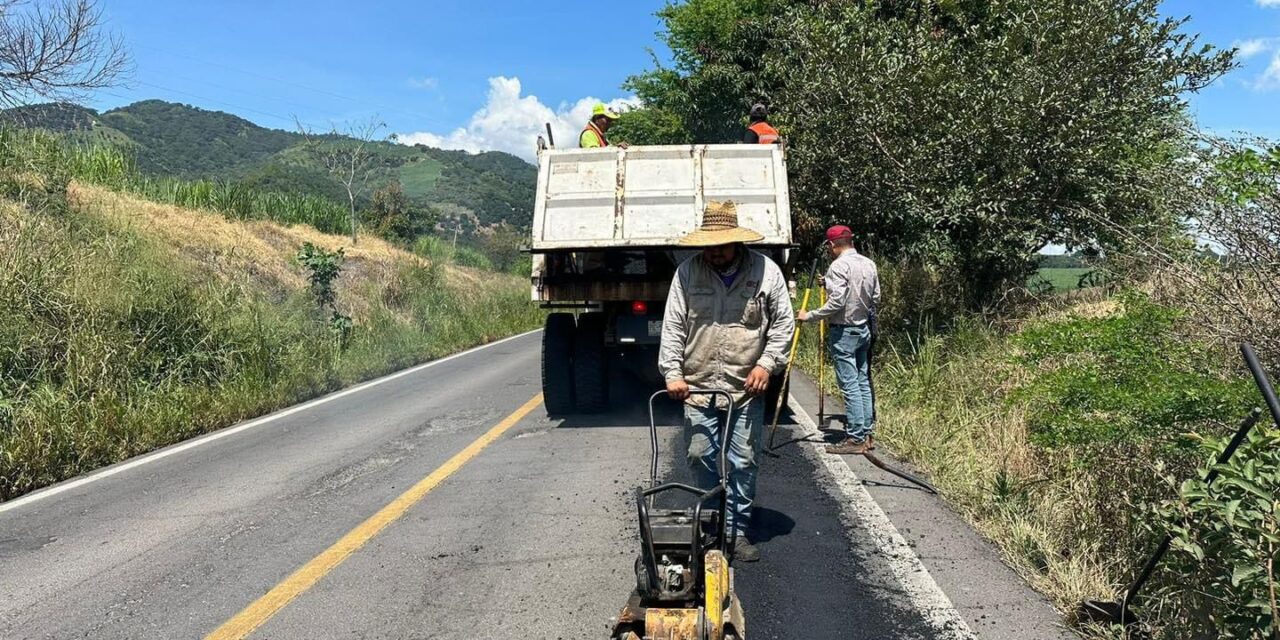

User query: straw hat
[678,201,765,247]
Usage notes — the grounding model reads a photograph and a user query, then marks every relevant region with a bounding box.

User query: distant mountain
[2,100,536,230]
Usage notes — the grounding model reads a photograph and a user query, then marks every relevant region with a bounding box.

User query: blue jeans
[827,323,874,442]
[684,398,764,538]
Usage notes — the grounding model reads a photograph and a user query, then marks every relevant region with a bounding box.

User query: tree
[297,116,386,244]
[1109,138,1280,367]
[0,0,129,109]
[367,180,436,242]
[480,223,524,273]
[627,0,1235,304]
[608,106,690,146]
[622,0,791,144]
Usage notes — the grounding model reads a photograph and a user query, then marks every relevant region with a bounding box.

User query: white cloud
[1257,50,1280,91]
[1259,0,1280,7]
[397,76,636,161]
[408,77,439,90]
[1229,38,1280,91]
[1235,38,1275,59]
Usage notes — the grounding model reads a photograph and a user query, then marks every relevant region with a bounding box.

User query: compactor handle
[647,390,736,488]
[647,389,738,555]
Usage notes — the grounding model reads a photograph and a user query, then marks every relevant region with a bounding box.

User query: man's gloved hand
[744,366,770,396]
[666,378,690,401]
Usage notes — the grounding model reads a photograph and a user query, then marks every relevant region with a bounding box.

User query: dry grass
[2,180,542,501]
[870,333,1114,616]
[794,302,1166,638]
[67,182,505,322]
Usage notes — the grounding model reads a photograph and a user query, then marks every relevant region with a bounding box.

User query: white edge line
[787,396,978,639]
[0,330,542,514]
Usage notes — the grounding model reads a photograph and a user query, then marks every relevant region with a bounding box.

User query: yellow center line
[205,393,544,640]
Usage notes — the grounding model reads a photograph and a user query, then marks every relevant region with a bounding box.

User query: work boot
[733,537,761,563]
[826,438,869,455]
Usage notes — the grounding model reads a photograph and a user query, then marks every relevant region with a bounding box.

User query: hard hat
[592,103,621,120]
[750,103,768,119]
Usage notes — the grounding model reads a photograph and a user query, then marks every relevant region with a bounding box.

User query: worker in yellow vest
[743,103,780,144]
[580,103,627,148]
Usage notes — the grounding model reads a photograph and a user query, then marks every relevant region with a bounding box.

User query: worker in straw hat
[659,200,795,563]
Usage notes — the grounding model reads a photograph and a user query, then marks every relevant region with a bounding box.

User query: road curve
[0,332,1071,639]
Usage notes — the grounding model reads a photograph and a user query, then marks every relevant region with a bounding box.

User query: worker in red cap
[797,225,881,454]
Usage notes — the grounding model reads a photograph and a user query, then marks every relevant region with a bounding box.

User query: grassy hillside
[0,141,543,500]
[2,100,537,231]
[102,100,300,176]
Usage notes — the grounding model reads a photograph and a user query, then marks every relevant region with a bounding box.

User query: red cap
[825,225,853,243]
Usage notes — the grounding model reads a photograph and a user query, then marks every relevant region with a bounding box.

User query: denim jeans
[827,323,874,442]
[684,398,764,537]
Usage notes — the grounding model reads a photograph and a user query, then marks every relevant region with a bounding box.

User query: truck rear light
[631,301,648,315]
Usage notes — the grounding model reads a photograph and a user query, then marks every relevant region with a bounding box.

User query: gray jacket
[659,250,795,407]
[807,248,880,326]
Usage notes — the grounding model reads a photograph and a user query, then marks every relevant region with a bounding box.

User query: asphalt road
[0,331,1073,639]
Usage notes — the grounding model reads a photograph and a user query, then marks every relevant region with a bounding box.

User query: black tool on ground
[852,312,938,492]
[861,451,938,494]
[610,390,746,640]
[1078,342,1278,628]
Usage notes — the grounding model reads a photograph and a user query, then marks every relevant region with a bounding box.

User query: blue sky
[88,0,1279,160]
[1163,0,1280,138]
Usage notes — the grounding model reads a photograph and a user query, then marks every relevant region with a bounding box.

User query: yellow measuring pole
[767,283,815,449]
[818,288,827,425]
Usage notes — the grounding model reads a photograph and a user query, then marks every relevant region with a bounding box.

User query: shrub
[295,242,352,349]
[295,242,345,311]
[1013,293,1252,449]
[1155,422,1280,638]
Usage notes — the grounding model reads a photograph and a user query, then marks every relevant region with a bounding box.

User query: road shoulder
[785,371,1079,640]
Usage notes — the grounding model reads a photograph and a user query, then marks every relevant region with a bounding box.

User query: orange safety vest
[581,122,609,147]
[748,121,780,144]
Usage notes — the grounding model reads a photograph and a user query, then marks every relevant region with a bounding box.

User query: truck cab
[531,144,794,415]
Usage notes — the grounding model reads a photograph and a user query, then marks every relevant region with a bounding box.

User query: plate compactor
[610,390,746,640]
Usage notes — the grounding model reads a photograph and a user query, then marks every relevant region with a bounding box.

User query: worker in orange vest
[580,103,628,148]
[743,103,780,145]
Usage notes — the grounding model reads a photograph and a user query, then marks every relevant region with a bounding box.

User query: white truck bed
[531,144,792,250]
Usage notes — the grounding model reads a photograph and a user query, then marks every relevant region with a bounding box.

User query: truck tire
[542,313,576,416]
[573,312,609,413]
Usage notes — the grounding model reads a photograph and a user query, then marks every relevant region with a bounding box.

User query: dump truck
[530,144,794,415]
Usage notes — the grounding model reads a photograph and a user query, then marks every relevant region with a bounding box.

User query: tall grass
[7,127,351,234]
[411,234,494,271]
[0,128,543,501]
[795,288,1254,639]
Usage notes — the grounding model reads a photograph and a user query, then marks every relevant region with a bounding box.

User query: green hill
[2,100,536,230]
